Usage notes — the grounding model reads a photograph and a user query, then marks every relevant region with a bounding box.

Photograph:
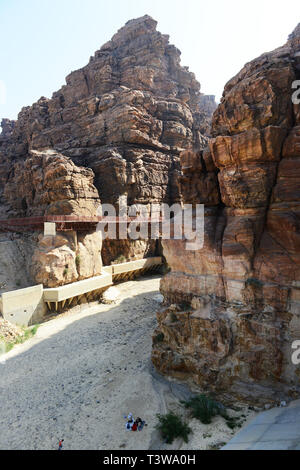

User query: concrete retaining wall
[0,257,163,327]
[0,284,46,327]
[111,257,162,275]
[43,271,112,302]
[102,257,163,280]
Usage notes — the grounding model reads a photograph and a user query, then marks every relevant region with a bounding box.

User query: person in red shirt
[131,422,138,431]
[58,439,64,450]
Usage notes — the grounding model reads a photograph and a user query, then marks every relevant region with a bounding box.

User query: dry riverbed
[0,275,256,450]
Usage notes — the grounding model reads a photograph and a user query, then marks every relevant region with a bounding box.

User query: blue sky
[0,0,299,122]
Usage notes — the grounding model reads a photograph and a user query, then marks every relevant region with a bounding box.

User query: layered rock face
[0,148,103,288]
[152,25,300,404]
[24,150,102,287]
[0,15,215,265]
[2,149,100,218]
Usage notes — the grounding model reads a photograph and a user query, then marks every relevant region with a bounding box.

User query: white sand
[0,275,256,450]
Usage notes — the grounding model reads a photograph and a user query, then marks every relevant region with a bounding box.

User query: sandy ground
[0,275,256,450]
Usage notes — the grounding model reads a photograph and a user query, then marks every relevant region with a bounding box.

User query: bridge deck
[0,216,164,232]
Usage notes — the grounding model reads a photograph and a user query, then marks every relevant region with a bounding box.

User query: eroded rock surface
[3,149,100,218]
[12,149,103,288]
[152,24,300,404]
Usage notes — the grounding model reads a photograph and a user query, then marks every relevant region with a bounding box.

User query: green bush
[181,394,226,424]
[181,394,241,429]
[75,255,80,268]
[208,441,227,450]
[155,412,191,444]
[0,325,39,355]
[224,416,243,430]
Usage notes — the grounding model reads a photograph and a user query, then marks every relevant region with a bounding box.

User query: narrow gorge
[1,15,299,408]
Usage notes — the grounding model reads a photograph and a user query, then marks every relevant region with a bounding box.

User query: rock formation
[3,149,100,218]
[152,24,300,404]
[0,15,215,270]
[0,148,103,288]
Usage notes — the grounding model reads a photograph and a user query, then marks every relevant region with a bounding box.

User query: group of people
[125,413,147,431]
[57,412,147,448]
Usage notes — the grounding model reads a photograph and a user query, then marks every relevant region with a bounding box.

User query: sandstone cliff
[152,24,300,405]
[0,148,103,288]
[0,15,215,268]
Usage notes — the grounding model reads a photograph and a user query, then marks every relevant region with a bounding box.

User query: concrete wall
[43,271,112,302]
[102,257,162,277]
[111,257,162,275]
[0,257,163,327]
[0,284,46,327]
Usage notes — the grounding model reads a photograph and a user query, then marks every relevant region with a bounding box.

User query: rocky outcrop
[3,149,100,218]
[152,24,300,405]
[198,95,217,136]
[0,15,215,265]
[25,149,102,287]
[0,232,37,293]
[0,318,23,342]
[31,230,102,288]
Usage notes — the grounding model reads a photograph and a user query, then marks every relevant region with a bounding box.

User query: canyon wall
[0,148,102,288]
[152,25,300,404]
[0,16,215,272]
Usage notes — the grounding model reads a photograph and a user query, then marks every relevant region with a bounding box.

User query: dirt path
[0,275,255,450]
[0,275,166,450]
